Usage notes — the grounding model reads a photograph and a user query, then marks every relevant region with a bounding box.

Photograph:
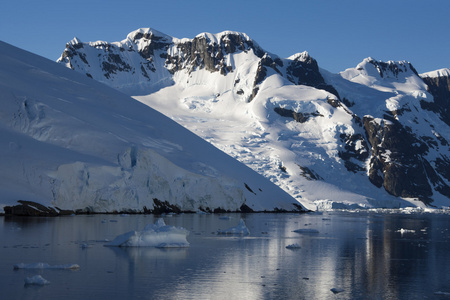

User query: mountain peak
[125,28,173,44]
[356,57,419,79]
[288,51,311,62]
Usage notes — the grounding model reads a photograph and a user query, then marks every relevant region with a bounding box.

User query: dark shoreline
[1,200,308,217]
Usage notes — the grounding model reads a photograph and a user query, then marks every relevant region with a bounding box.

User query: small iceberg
[105,218,189,248]
[217,219,250,235]
[292,228,319,234]
[396,228,415,234]
[14,263,80,270]
[24,275,50,286]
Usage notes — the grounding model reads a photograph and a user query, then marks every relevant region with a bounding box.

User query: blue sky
[1,0,449,73]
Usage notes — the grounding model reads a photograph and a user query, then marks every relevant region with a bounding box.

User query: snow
[420,68,450,78]
[217,219,250,235]
[13,263,80,270]
[105,218,189,247]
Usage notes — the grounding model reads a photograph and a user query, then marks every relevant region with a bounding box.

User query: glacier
[0,40,304,214]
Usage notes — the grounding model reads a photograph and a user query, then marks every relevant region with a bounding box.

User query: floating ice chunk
[330,288,344,294]
[286,243,301,249]
[217,219,250,235]
[24,275,50,286]
[105,218,190,247]
[396,228,415,234]
[14,263,80,270]
[292,228,319,234]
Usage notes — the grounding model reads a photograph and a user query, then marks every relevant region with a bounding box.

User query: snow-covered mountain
[0,40,304,214]
[58,28,450,210]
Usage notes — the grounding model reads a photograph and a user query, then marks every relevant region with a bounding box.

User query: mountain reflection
[1,212,450,299]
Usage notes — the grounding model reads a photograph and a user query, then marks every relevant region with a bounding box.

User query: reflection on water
[1,211,450,299]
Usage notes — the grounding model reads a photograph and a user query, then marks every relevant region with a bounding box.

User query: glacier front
[0,41,304,213]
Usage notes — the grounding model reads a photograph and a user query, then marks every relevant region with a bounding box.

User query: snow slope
[0,41,303,213]
[57,28,450,210]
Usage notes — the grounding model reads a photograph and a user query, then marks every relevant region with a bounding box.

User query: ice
[24,275,50,286]
[105,218,189,247]
[217,219,250,235]
[13,263,80,270]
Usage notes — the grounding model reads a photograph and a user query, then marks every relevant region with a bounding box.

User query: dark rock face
[362,115,450,203]
[166,32,264,75]
[273,107,322,123]
[4,200,74,216]
[133,31,172,58]
[286,53,340,99]
[366,58,419,78]
[297,165,323,181]
[420,74,450,126]
[147,198,182,214]
[248,53,283,101]
[338,133,370,173]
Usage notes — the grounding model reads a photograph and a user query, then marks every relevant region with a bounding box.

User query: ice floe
[105,218,190,247]
[24,275,50,286]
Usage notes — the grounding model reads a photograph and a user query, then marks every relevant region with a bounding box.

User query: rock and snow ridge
[57,28,450,210]
[0,40,304,214]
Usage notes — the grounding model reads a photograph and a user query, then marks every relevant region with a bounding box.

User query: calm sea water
[1,211,450,300]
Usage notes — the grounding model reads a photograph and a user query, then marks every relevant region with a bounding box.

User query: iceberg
[24,275,50,286]
[396,228,416,234]
[217,219,250,235]
[105,218,189,247]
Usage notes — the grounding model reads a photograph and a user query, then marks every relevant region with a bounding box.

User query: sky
[1,0,449,74]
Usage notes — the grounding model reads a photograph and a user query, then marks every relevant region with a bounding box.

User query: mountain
[57,28,450,210]
[0,40,304,214]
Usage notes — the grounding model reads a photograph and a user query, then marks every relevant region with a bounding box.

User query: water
[1,211,450,299]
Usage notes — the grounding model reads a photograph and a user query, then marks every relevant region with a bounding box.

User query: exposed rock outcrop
[4,200,75,216]
[420,70,450,126]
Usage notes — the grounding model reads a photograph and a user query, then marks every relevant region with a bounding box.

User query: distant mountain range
[56,28,450,210]
[0,40,302,214]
